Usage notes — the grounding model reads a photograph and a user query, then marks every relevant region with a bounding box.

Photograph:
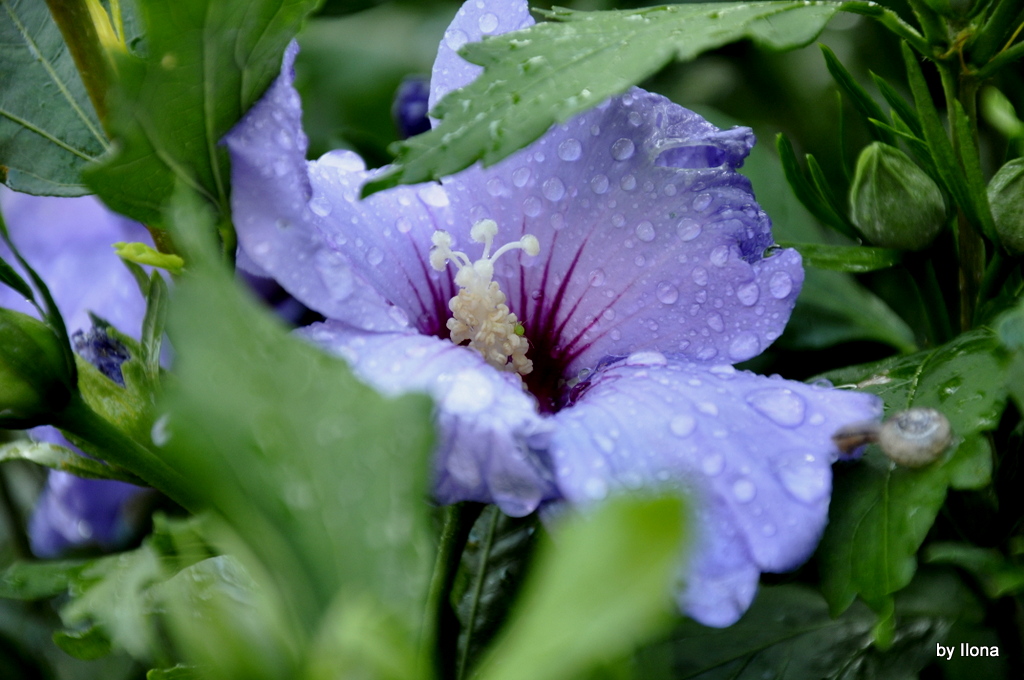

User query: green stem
[52,392,201,513]
[423,502,483,680]
[43,0,111,128]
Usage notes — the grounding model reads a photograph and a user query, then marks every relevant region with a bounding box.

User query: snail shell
[877,407,952,467]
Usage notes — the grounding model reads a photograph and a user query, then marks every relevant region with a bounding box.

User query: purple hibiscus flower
[0,188,152,557]
[224,0,882,626]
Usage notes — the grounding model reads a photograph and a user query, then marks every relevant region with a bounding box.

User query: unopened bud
[0,309,74,427]
[988,158,1024,255]
[849,142,946,250]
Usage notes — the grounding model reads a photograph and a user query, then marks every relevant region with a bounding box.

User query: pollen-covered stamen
[430,219,540,376]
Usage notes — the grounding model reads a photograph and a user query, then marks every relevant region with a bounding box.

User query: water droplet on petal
[512,166,531,187]
[656,282,679,304]
[732,479,756,503]
[592,433,615,453]
[591,174,609,194]
[710,245,729,266]
[612,213,626,228]
[670,414,696,437]
[366,247,384,266]
[664,183,677,196]
[443,370,494,413]
[418,184,449,207]
[635,221,656,242]
[625,351,667,366]
[445,28,469,50]
[769,271,794,299]
[542,177,566,201]
[677,218,702,241]
[558,138,582,161]
[728,333,760,361]
[523,196,542,217]
[737,282,759,306]
[697,401,718,416]
[692,267,708,286]
[692,193,713,211]
[478,12,499,33]
[396,217,412,234]
[746,388,806,427]
[776,450,829,503]
[486,177,506,196]
[584,477,608,500]
[707,313,724,332]
[620,174,636,191]
[309,196,332,217]
[611,138,635,160]
[588,269,606,287]
[702,453,725,476]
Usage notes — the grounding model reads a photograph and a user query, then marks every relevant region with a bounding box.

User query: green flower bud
[849,142,946,250]
[0,308,74,427]
[988,158,1024,254]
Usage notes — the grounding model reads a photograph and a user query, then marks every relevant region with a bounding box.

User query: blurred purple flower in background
[0,188,152,557]
[392,75,432,139]
[225,0,882,626]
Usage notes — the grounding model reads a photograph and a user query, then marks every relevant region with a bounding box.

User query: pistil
[430,219,539,375]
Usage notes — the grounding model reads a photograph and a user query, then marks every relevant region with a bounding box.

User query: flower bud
[849,142,946,250]
[987,158,1024,254]
[0,308,74,426]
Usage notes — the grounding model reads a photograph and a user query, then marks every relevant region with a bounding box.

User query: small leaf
[84,0,321,223]
[0,559,89,600]
[148,666,200,680]
[871,72,923,139]
[779,242,902,273]
[140,272,169,382]
[817,330,1005,616]
[0,0,108,195]
[474,495,686,680]
[950,100,998,241]
[367,2,860,194]
[820,44,895,145]
[0,439,145,484]
[777,134,860,240]
[114,242,184,275]
[53,626,114,661]
[452,506,539,679]
[926,543,1024,598]
[901,43,981,231]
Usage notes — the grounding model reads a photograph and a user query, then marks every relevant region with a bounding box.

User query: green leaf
[816,329,1006,615]
[84,0,321,224]
[452,506,539,680]
[820,44,895,145]
[950,100,997,241]
[0,439,146,485]
[157,186,436,641]
[926,543,1024,598]
[140,271,169,383]
[777,134,861,240]
[633,571,986,679]
[148,666,200,680]
[780,269,917,352]
[780,241,902,273]
[474,495,686,680]
[871,72,923,139]
[367,2,858,194]
[0,559,89,600]
[0,0,108,195]
[114,242,184,276]
[53,626,114,661]
[61,514,214,661]
[901,43,979,228]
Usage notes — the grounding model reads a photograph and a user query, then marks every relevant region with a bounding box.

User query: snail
[832,407,952,468]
